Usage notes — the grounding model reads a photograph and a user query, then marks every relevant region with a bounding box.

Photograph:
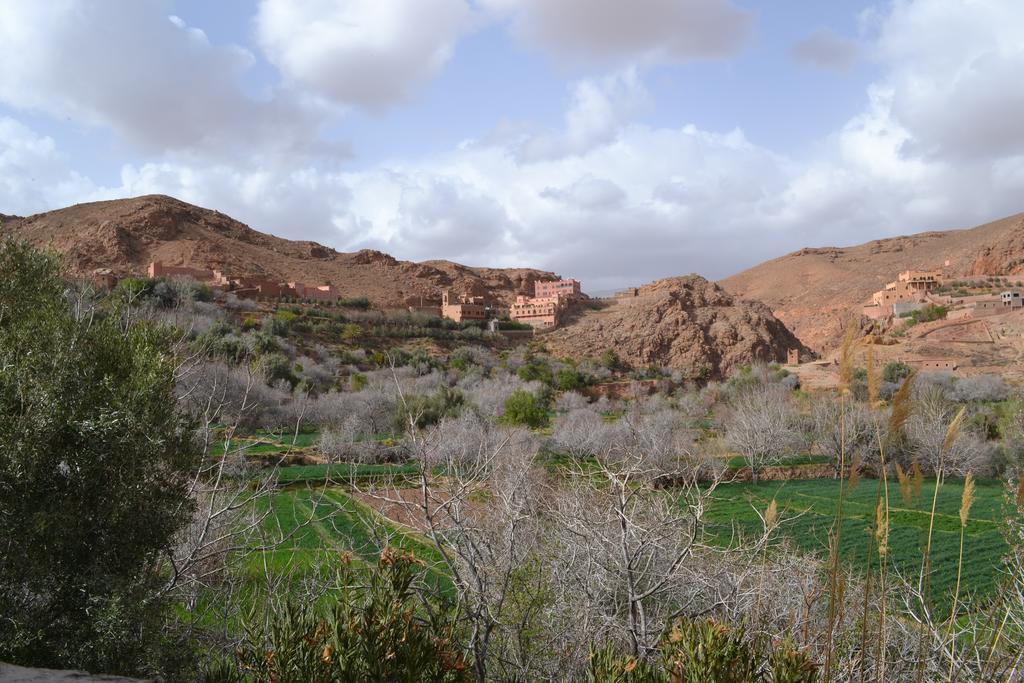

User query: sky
[1,1,1024,292]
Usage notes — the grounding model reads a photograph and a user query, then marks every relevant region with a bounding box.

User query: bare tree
[724,383,799,483]
[362,368,546,682]
[543,408,727,667]
[907,389,992,476]
[552,407,605,460]
[812,395,876,476]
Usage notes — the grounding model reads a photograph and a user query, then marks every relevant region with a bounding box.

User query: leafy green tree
[517,359,553,385]
[501,390,548,428]
[0,242,199,674]
[883,360,913,384]
[396,386,464,431]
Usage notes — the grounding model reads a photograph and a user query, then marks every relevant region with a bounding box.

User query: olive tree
[0,242,199,674]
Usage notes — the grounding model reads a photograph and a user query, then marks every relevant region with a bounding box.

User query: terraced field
[703,478,1010,612]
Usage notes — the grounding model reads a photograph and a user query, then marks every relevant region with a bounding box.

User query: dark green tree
[0,242,199,674]
[501,390,548,428]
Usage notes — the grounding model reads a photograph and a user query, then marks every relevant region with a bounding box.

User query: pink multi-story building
[441,290,486,322]
[509,295,559,329]
[535,278,581,300]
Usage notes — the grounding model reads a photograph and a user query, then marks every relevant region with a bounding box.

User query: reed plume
[866,344,881,408]
[888,372,915,438]
[838,323,856,395]
[875,498,889,558]
[848,454,861,493]
[911,460,924,500]
[764,498,778,532]
[946,473,976,679]
[895,462,913,506]
[943,406,967,454]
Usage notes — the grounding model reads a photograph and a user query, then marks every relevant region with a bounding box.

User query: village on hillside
[92,261,584,333]
[788,266,1024,388]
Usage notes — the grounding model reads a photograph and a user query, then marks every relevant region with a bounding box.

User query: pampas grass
[946,474,976,679]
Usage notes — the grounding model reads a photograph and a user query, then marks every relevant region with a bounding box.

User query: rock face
[0,195,557,308]
[545,276,807,379]
[720,211,1024,353]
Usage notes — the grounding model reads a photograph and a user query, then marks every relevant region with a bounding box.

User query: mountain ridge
[720,212,1024,352]
[0,195,557,308]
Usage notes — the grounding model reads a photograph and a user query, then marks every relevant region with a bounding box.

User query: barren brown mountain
[721,212,1024,352]
[0,195,555,307]
[546,276,807,378]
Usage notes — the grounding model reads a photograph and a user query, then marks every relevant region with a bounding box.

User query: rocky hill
[720,212,1024,352]
[546,276,807,378]
[0,195,555,308]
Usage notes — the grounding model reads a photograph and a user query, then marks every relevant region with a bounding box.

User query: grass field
[702,478,1011,613]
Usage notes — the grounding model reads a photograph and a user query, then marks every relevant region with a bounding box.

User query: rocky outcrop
[1,195,557,308]
[545,276,807,379]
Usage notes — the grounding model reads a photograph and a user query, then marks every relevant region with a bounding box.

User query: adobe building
[509,295,559,329]
[441,290,486,323]
[148,261,214,281]
[289,282,339,302]
[786,349,800,366]
[910,358,960,372]
[89,267,120,289]
[898,269,941,292]
[535,278,581,300]
[864,269,943,318]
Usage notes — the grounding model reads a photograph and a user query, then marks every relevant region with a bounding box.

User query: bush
[951,374,1010,402]
[219,549,468,682]
[501,390,548,428]
[517,359,553,385]
[395,386,464,431]
[883,361,913,384]
[555,367,591,391]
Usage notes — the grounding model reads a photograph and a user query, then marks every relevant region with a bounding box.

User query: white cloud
[877,0,1024,161]
[0,118,101,216]
[255,0,475,109]
[4,0,1024,295]
[485,0,752,65]
[789,28,859,71]
[509,70,652,162]
[0,1,329,161]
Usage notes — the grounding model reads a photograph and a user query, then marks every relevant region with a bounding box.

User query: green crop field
[248,487,452,596]
[702,478,1011,613]
[274,462,421,485]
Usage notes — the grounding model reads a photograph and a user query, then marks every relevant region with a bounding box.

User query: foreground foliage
[0,241,199,673]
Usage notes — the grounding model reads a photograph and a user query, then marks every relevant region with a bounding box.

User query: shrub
[395,386,464,431]
[350,372,368,391]
[341,322,362,340]
[517,359,553,385]
[951,374,1009,402]
[501,390,548,428]
[220,549,469,682]
[555,367,590,391]
[599,348,621,370]
[259,352,298,388]
[883,361,913,384]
